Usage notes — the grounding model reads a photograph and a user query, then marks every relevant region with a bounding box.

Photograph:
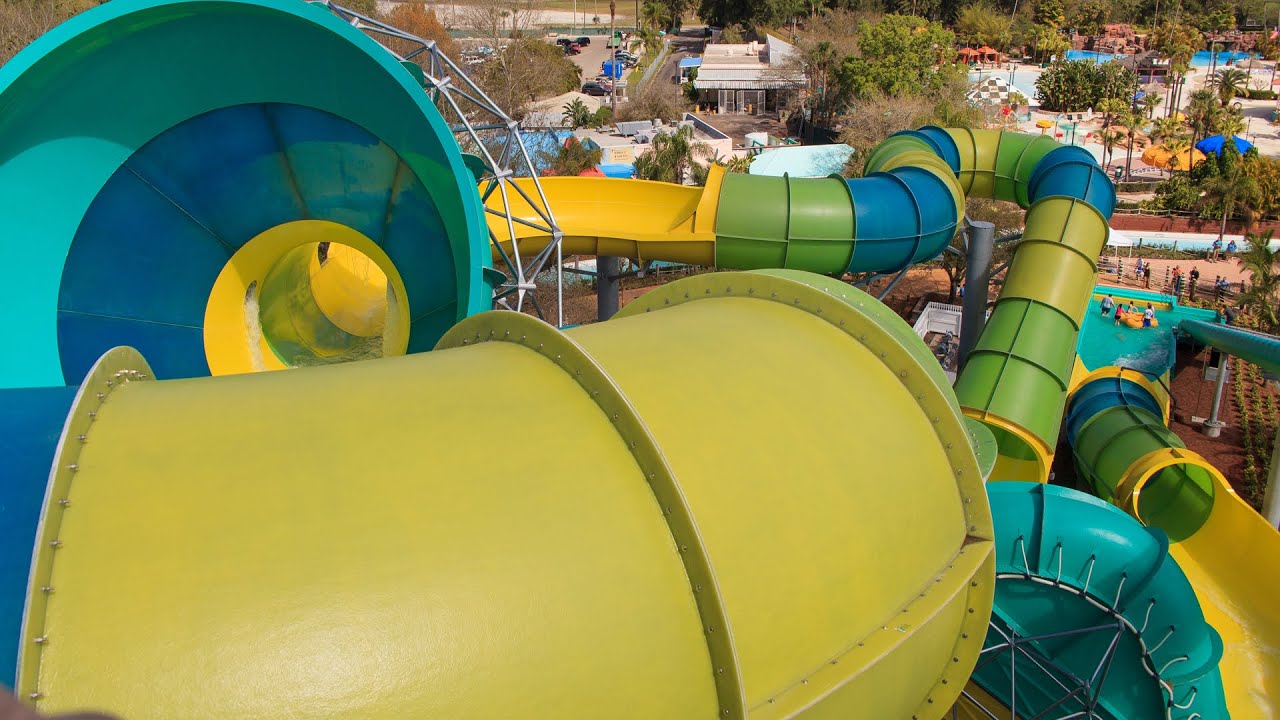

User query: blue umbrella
[1195,134,1254,155]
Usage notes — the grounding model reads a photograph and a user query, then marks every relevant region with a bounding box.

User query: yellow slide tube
[20,271,992,720]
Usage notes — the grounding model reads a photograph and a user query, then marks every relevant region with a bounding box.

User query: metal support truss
[321,1,565,326]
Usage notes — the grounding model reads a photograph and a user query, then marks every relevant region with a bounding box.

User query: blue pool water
[1190,50,1257,67]
[1077,288,1218,373]
[1065,50,1128,63]
[1116,235,1280,253]
[1064,49,1256,68]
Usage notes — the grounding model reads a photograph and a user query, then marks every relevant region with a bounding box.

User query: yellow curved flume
[21,272,992,720]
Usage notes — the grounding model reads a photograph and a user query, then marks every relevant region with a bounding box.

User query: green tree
[1068,0,1109,34]
[842,14,965,98]
[1034,59,1137,111]
[1216,103,1246,136]
[954,2,1013,48]
[1151,22,1203,114]
[1185,87,1221,145]
[633,125,713,184]
[1029,25,1070,61]
[547,137,604,176]
[1141,90,1162,118]
[1208,67,1250,106]
[589,106,614,128]
[1099,126,1125,167]
[1150,114,1188,143]
[562,98,593,128]
[719,24,746,42]
[1034,0,1066,27]
[1234,231,1280,332]
[1199,145,1263,253]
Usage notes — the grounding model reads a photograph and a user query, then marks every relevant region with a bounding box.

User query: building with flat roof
[692,35,804,115]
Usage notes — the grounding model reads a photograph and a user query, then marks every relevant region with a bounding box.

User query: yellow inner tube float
[1117,310,1159,328]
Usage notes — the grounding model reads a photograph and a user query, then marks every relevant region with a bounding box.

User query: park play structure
[0,0,1276,717]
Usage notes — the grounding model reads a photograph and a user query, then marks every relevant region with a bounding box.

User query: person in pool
[1100,293,1115,316]
[1114,302,1127,324]
[1143,303,1155,328]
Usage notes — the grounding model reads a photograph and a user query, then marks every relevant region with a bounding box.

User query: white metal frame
[322,1,565,325]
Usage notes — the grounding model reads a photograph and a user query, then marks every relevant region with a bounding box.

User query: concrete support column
[959,220,995,372]
[597,256,621,321]
[1265,423,1280,529]
[1203,353,1230,438]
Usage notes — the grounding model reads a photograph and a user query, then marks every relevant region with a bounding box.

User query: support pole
[1203,353,1230,437]
[959,220,995,372]
[1266,423,1280,528]
[597,255,621,321]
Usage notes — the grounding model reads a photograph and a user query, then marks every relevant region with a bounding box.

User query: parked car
[575,36,592,45]
[564,43,581,55]
[555,38,575,47]
[592,74,615,87]
[581,82,610,96]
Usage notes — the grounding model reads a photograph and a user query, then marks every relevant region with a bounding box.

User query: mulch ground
[1167,343,1251,498]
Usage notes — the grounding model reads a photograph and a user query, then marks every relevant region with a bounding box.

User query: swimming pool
[1065,50,1128,63]
[1110,230,1279,253]
[1190,50,1257,67]
[1078,287,1217,373]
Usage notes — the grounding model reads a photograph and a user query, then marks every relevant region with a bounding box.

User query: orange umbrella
[1141,144,1205,170]
[1034,119,1054,128]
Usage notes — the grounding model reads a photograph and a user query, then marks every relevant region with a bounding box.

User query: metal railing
[322,2,565,326]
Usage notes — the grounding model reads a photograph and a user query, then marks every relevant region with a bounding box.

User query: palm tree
[1215,103,1246,137]
[1199,157,1264,251]
[562,98,592,128]
[1235,230,1279,331]
[1142,91,1163,119]
[1166,137,1193,173]
[1208,68,1250,106]
[1185,87,1221,147]
[634,125,713,185]
[1099,126,1125,168]
[640,0,669,31]
[1150,115,1187,144]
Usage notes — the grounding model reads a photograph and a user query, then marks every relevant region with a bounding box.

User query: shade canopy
[1141,144,1205,169]
[977,45,997,54]
[957,47,980,56]
[1195,134,1254,155]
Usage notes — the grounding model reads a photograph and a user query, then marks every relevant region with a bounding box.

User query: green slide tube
[882,128,1117,482]
[713,148,965,275]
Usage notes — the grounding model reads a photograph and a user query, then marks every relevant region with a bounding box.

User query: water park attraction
[0,1,1277,718]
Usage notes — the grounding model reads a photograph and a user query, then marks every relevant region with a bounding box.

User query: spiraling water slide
[1062,318,1280,717]
[0,0,1264,717]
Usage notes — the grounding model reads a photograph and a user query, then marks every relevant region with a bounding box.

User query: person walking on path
[1189,266,1200,300]
[1143,264,1152,288]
